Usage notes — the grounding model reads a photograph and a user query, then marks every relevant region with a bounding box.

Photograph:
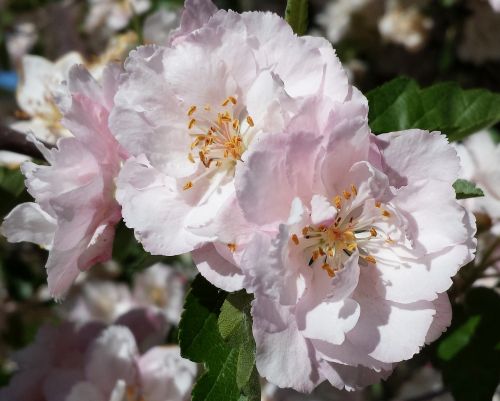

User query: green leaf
[453,179,484,200]
[434,288,500,401]
[179,275,260,401]
[218,291,256,389]
[285,0,308,36]
[367,77,500,141]
[0,166,25,197]
[438,315,481,361]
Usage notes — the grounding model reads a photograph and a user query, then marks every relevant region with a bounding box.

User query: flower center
[183,96,255,190]
[291,185,391,277]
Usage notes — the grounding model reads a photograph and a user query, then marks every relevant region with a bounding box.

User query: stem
[0,125,54,159]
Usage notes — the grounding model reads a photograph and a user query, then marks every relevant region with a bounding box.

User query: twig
[0,125,54,160]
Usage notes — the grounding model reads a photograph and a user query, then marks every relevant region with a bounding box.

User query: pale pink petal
[299,298,360,345]
[66,382,106,401]
[116,157,217,255]
[376,130,459,188]
[168,0,218,45]
[192,243,245,292]
[1,202,55,248]
[84,326,139,396]
[425,292,452,344]
[319,360,392,392]
[139,346,197,401]
[252,295,321,393]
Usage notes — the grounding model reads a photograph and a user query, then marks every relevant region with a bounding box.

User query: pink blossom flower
[204,100,476,391]
[112,0,362,259]
[132,263,187,325]
[455,130,500,235]
[455,131,500,288]
[0,310,196,401]
[1,65,126,299]
[60,263,187,325]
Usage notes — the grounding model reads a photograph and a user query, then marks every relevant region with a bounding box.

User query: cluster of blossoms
[0,309,196,401]
[1,0,477,393]
[60,263,186,326]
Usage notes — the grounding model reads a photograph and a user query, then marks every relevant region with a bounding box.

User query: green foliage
[367,77,500,141]
[179,275,260,401]
[285,0,308,36]
[0,166,26,198]
[453,179,484,200]
[434,288,500,401]
[0,167,31,222]
[218,291,257,391]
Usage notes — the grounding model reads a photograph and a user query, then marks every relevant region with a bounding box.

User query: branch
[0,125,54,160]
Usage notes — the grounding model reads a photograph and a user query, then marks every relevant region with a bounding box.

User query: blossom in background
[11,52,84,142]
[459,0,500,64]
[59,280,135,324]
[455,131,500,234]
[112,0,362,267]
[455,131,500,289]
[88,31,138,81]
[201,95,476,391]
[315,0,373,44]
[143,7,181,45]
[60,263,187,325]
[378,1,433,51]
[5,22,38,68]
[132,263,186,325]
[0,310,196,401]
[490,0,500,12]
[84,0,152,33]
[1,32,136,168]
[1,65,126,298]
[0,52,83,167]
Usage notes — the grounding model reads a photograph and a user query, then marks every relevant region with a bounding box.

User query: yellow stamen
[188,118,196,129]
[187,105,197,116]
[246,115,254,127]
[291,234,300,245]
[322,263,335,277]
[302,227,309,236]
[343,190,351,200]
[227,243,237,252]
[334,195,342,209]
[346,243,357,252]
[183,181,193,190]
[187,153,195,163]
[232,119,239,130]
[370,227,377,237]
[351,185,358,196]
[364,255,376,264]
[228,96,237,104]
[343,230,355,242]
[375,201,381,208]
[382,210,391,218]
